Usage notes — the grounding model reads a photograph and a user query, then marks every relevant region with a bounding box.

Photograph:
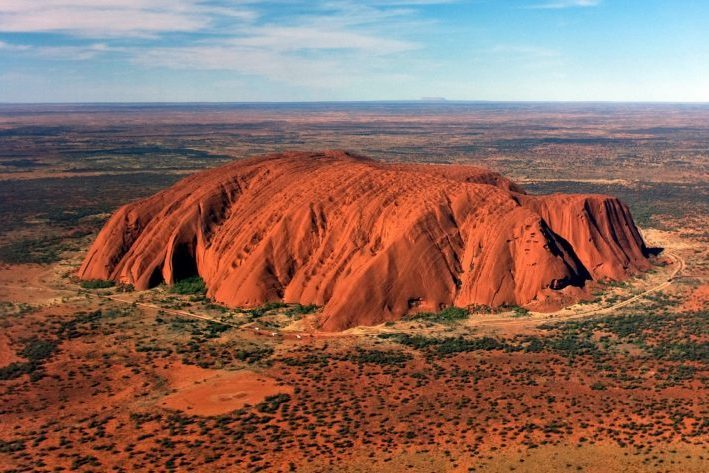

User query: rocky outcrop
[79,150,651,331]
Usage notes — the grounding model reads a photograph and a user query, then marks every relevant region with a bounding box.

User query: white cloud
[0,0,431,96]
[0,40,116,60]
[0,40,32,51]
[122,2,424,89]
[35,43,115,60]
[0,0,256,37]
[0,0,449,39]
[0,0,426,76]
[132,39,415,91]
[229,26,416,53]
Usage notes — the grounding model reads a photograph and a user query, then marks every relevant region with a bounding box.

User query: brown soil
[680,284,709,312]
[158,363,292,416]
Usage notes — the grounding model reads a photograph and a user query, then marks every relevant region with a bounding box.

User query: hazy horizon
[2,100,709,106]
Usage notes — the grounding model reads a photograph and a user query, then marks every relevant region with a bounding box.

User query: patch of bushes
[540,307,708,362]
[658,365,696,383]
[652,342,708,362]
[285,304,319,317]
[256,393,291,414]
[381,330,608,359]
[279,354,329,367]
[510,306,530,318]
[0,338,57,381]
[348,348,411,366]
[170,276,207,295]
[20,338,57,361]
[70,455,101,470]
[380,333,508,356]
[435,336,507,355]
[234,346,274,364]
[408,306,469,323]
[177,340,273,369]
[116,283,135,292]
[519,336,545,353]
[246,302,288,319]
[379,333,440,350]
[0,361,36,381]
[0,440,26,453]
[59,310,105,339]
[79,279,115,289]
[0,236,66,264]
[548,334,601,358]
[198,322,231,340]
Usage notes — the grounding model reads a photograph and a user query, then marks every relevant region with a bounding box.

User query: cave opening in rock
[172,242,198,282]
[148,266,164,287]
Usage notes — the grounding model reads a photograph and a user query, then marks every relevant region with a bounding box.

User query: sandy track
[455,250,686,331]
[562,250,684,318]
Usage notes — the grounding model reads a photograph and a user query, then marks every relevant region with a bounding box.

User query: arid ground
[0,103,707,472]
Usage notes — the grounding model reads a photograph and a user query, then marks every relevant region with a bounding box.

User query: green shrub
[256,393,291,413]
[234,346,274,363]
[0,361,35,380]
[20,338,57,361]
[0,236,65,264]
[380,333,508,356]
[0,338,56,381]
[285,304,319,317]
[246,302,288,319]
[79,279,115,289]
[170,276,206,295]
[348,348,411,366]
[511,306,530,318]
[379,333,440,350]
[0,440,26,453]
[408,306,469,323]
[435,336,506,355]
[652,342,708,362]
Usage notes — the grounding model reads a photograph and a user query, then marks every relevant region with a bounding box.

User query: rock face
[79,151,651,331]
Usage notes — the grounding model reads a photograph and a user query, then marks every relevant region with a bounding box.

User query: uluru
[78,150,652,331]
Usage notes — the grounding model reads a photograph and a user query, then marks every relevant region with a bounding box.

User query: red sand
[680,284,709,312]
[79,150,650,330]
[0,333,20,366]
[159,364,292,416]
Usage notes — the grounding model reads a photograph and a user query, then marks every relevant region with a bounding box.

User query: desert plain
[0,102,707,472]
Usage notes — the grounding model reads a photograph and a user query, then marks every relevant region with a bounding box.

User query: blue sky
[0,1,707,102]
